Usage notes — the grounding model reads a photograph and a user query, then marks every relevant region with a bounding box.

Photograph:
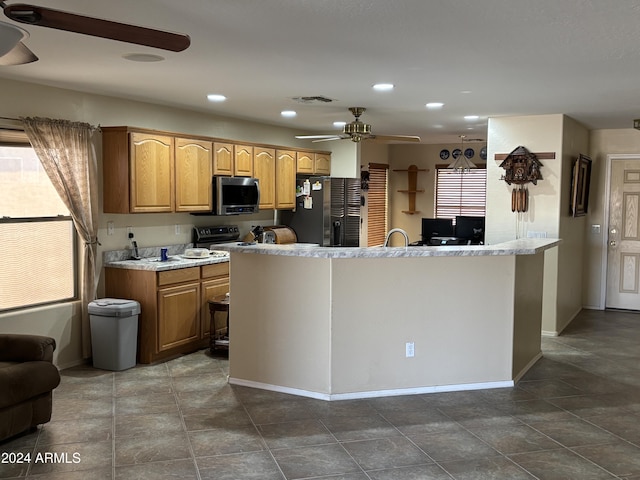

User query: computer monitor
[421,218,454,242]
[455,216,485,244]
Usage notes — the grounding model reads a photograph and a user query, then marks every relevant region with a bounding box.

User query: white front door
[606,157,640,310]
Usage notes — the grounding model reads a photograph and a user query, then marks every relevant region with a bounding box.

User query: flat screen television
[421,218,454,242]
[455,216,485,244]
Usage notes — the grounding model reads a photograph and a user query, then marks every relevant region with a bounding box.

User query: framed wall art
[570,154,592,217]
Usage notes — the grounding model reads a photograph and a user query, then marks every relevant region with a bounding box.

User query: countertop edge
[221,238,562,258]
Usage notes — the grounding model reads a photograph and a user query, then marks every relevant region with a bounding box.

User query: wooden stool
[208,295,229,353]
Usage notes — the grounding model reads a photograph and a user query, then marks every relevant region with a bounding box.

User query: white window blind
[435,165,487,219]
[0,131,77,311]
[366,163,388,246]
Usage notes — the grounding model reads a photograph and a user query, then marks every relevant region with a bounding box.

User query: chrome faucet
[383,228,409,248]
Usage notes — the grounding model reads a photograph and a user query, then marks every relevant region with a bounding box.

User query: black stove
[193,225,240,248]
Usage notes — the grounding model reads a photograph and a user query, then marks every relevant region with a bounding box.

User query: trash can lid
[88,298,141,316]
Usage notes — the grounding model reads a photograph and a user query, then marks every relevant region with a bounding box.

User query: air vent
[292,96,335,104]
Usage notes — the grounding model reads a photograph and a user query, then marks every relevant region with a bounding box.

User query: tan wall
[485,114,588,335]
[330,256,515,393]
[228,254,332,393]
[228,250,548,397]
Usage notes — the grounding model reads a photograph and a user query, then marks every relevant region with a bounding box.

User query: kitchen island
[223,239,560,400]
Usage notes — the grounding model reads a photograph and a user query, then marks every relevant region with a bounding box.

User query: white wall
[0,77,358,368]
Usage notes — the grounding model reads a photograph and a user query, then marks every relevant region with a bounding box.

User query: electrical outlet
[406,342,415,358]
[126,226,133,236]
[107,221,114,235]
[175,224,181,235]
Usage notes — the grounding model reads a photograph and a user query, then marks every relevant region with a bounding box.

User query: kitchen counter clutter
[226,238,560,401]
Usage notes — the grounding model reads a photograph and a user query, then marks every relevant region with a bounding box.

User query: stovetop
[193,225,240,247]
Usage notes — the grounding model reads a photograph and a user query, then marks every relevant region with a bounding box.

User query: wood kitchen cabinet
[296,152,314,174]
[103,127,213,214]
[175,137,212,212]
[276,149,296,209]
[213,142,234,176]
[105,262,230,363]
[314,153,331,175]
[296,151,331,175]
[253,147,276,210]
[234,144,254,177]
[102,129,175,213]
[129,132,174,213]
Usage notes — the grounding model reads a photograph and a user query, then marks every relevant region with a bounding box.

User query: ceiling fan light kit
[296,107,421,144]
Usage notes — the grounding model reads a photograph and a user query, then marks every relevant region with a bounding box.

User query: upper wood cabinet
[296,152,314,174]
[175,137,212,212]
[314,153,331,175]
[234,144,254,177]
[103,127,214,213]
[276,150,296,210]
[128,132,174,213]
[254,147,276,210]
[296,151,331,175]
[103,126,330,213]
[213,142,234,176]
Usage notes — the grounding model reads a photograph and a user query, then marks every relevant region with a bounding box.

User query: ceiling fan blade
[4,3,191,52]
[369,134,421,143]
[311,136,344,143]
[0,40,37,65]
[295,134,343,140]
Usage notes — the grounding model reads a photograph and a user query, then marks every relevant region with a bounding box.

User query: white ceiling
[2,0,640,143]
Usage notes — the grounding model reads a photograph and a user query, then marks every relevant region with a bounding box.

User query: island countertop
[221,238,561,258]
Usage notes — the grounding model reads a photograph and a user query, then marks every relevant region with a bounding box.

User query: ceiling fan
[0,2,190,66]
[296,107,421,143]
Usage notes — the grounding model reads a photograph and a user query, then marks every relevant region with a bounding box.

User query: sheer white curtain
[22,117,99,358]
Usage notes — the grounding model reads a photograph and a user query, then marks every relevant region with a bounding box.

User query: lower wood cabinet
[157,282,200,352]
[105,262,230,363]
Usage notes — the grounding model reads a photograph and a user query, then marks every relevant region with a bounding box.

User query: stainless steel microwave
[212,176,260,215]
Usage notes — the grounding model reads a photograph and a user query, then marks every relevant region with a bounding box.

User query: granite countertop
[103,238,561,270]
[218,238,562,259]
[103,244,230,271]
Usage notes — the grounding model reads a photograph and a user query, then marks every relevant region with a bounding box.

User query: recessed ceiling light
[122,53,165,62]
[464,115,479,120]
[207,94,227,102]
[426,102,444,109]
[373,83,394,91]
[281,110,297,117]
[333,121,346,128]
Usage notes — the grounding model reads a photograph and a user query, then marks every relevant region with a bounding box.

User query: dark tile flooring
[2,308,640,479]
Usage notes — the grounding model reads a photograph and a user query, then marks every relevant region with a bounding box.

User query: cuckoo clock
[499,146,543,213]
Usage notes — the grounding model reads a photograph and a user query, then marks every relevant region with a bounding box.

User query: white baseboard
[228,377,515,401]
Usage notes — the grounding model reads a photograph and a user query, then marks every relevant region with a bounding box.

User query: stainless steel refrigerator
[281,177,361,246]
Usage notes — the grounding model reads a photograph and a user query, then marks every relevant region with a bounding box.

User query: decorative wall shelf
[393,164,428,214]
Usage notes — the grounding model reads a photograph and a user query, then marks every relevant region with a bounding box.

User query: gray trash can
[88,298,140,371]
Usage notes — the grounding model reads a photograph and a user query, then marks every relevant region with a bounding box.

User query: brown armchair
[0,334,61,442]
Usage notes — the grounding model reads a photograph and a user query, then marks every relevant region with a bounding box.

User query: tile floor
[2,308,640,479]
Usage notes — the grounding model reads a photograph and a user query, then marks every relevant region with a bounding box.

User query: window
[0,129,76,311]
[435,165,487,220]
[366,163,389,246]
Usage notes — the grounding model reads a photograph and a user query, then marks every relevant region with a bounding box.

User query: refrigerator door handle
[332,220,342,246]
